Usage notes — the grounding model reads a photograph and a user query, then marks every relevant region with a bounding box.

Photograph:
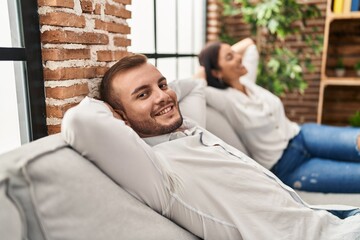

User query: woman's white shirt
[205,81,300,169]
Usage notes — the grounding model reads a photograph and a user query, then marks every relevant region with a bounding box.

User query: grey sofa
[0,134,200,240]
[206,106,360,208]
[1,132,360,240]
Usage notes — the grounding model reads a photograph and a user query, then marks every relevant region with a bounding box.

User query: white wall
[128,0,205,82]
[0,0,23,154]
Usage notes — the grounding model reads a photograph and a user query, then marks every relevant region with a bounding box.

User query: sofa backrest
[206,106,249,155]
[0,134,200,240]
[0,179,22,240]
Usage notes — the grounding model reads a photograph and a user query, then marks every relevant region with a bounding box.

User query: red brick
[81,0,93,13]
[42,30,109,45]
[43,67,100,80]
[97,50,128,62]
[113,0,131,5]
[113,37,131,47]
[46,83,89,99]
[96,66,110,76]
[40,12,85,28]
[38,0,74,8]
[46,102,78,118]
[105,3,131,19]
[94,4,101,14]
[42,49,91,61]
[95,19,130,34]
[47,125,61,135]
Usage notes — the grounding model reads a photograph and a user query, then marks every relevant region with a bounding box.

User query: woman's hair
[198,41,229,89]
[100,53,147,111]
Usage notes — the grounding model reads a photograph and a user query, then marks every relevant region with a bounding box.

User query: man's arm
[169,79,206,127]
[61,97,169,213]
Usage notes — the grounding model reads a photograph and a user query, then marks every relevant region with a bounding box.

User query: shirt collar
[142,118,199,147]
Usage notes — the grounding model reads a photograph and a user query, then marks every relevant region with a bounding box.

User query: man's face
[112,62,183,138]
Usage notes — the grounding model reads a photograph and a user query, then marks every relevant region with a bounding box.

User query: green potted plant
[349,110,360,127]
[219,0,322,96]
[335,58,345,77]
[354,61,360,77]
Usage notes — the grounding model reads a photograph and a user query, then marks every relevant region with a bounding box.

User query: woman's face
[216,43,247,84]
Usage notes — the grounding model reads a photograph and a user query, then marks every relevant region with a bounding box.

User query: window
[0,0,46,154]
[128,0,206,82]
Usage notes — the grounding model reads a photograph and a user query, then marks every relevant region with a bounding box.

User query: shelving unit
[317,0,360,125]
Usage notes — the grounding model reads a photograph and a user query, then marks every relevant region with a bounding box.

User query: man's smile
[155,104,175,116]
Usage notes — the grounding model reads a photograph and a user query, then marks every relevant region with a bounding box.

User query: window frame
[0,0,47,141]
[136,0,208,79]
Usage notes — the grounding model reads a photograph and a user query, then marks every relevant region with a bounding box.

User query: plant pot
[335,68,345,77]
[356,70,360,77]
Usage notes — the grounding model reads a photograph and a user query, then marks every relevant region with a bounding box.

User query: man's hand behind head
[193,66,206,81]
[104,102,123,120]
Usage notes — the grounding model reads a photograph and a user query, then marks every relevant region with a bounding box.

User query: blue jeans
[328,209,360,219]
[271,123,360,193]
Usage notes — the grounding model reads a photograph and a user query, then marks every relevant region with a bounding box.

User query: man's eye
[159,83,168,89]
[137,92,148,99]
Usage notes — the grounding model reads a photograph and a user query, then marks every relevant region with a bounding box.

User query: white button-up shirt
[62,80,359,240]
[205,81,300,169]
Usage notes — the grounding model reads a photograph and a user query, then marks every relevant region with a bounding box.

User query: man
[62,54,360,240]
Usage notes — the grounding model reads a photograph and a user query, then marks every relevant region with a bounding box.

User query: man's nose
[153,88,170,103]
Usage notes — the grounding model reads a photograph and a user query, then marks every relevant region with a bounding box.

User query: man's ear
[115,109,130,126]
[211,69,221,79]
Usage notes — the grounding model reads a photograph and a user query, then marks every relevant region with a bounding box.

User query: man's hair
[100,54,148,111]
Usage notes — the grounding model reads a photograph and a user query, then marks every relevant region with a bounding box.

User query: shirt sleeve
[240,44,259,84]
[169,79,206,128]
[61,97,169,213]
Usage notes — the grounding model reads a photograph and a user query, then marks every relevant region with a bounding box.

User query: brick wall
[206,0,327,124]
[206,0,222,42]
[38,0,131,134]
[280,1,326,124]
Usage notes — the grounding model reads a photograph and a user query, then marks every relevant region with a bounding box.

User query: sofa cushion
[0,180,22,240]
[0,134,199,240]
[296,191,360,207]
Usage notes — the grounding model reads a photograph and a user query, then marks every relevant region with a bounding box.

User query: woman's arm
[240,45,259,83]
[232,38,259,84]
[231,38,255,55]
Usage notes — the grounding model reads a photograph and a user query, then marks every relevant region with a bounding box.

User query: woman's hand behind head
[193,66,207,81]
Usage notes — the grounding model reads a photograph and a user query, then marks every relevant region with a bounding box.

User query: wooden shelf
[322,78,360,85]
[328,12,360,20]
[317,0,360,124]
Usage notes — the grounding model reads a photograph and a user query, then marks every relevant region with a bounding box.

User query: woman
[198,38,360,193]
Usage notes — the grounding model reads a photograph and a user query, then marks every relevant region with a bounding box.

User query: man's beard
[128,109,184,137]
